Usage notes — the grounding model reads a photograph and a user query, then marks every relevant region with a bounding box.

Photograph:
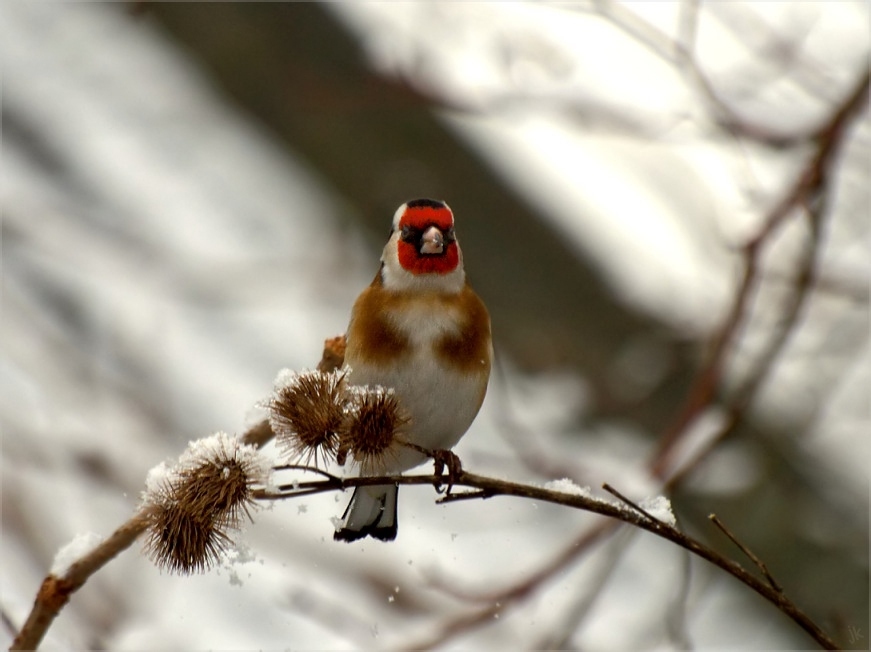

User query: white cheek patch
[392,204,407,231]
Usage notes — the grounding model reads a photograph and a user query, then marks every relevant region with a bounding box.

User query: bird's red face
[395,200,460,275]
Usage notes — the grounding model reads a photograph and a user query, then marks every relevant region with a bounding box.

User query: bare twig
[709,513,783,593]
[271,463,343,482]
[602,483,667,526]
[12,460,838,650]
[436,489,493,504]
[11,426,841,652]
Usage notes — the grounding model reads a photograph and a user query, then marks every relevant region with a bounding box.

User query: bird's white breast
[346,299,487,473]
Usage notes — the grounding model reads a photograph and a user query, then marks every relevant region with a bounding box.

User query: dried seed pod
[141,433,268,574]
[268,368,348,466]
[338,386,410,474]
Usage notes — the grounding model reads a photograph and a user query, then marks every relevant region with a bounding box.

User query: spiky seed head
[337,386,410,474]
[268,368,348,466]
[141,433,267,574]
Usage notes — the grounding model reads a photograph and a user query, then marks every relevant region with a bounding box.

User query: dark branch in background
[590,0,870,478]
[650,67,870,480]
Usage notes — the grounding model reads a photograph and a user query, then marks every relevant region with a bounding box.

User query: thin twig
[11,461,838,650]
[709,513,783,593]
[602,483,667,527]
[436,489,493,504]
[271,463,343,482]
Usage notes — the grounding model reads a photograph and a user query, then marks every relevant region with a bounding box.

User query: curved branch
[262,466,838,650]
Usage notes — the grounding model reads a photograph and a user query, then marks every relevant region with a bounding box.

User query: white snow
[272,367,303,392]
[51,532,105,577]
[639,495,678,528]
[273,366,350,391]
[220,544,261,587]
[180,432,269,479]
[143,460,173,498]
[543,478,594,499]
[346,384,395,398]
[141,432,271,506]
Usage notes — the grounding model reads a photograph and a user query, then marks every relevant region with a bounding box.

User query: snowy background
[2,2,868,650]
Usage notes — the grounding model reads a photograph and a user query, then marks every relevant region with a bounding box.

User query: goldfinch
[334,199,492,542]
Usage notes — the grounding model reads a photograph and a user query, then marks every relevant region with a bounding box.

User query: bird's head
[380,199,465,293]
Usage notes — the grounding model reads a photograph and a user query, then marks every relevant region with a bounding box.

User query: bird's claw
[431,449,463,495]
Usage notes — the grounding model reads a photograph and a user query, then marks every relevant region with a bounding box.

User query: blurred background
[2,2,868,649]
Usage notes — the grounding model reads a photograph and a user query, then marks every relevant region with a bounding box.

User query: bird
[334,198,492,542]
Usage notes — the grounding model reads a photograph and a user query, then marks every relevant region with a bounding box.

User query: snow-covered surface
[142,431,270,504]
[176,432,269,482]
[638,495,677,528]
[543,477,595,498]
[2,2,867,650]
[50,532,105,578]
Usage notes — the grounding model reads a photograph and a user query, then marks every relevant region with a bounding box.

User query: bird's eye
[445,227,456,243]
[400,226,416,242]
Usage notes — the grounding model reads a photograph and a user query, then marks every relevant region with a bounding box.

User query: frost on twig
[50,532,105,578]
[603,483,678,528]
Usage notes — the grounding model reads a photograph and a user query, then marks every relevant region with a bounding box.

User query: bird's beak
[419,226,445,255]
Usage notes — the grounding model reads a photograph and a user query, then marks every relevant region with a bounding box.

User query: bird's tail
[333,484,399,542]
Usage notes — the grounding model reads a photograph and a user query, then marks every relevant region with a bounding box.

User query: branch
[709,513,782,593]
[650,67,870,480]
[11,446,839,650]
[262,465,838,650]
[10,512,151,651]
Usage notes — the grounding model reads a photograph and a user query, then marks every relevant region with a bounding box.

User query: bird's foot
[431,449,463,495]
